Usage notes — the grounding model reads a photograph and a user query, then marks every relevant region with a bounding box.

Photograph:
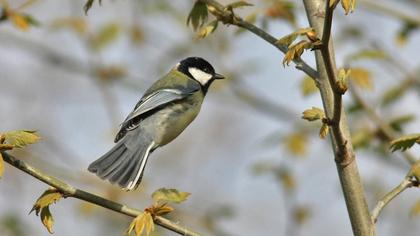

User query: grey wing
[114,88,198,142]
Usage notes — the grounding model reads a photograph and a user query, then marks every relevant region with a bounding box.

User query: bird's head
[176,57,225,88]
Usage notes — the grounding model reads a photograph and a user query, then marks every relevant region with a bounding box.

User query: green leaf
[187,1,208,31]
[300,76,318,96]
[126,212,154,236]
[4,130,40,148]
[227,1,253,9]
[83,0,102,15]
[302,107,325,121]
[389,134,420,152]
[90,23,120,50]
[152,188,191,204]
[197,20,218,38]
[276,28,314,47]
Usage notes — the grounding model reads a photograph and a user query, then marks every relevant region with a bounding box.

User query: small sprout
[302,107,325,121]
[337,68,351,94]
[30,189,63,234]
[319,123,329,139]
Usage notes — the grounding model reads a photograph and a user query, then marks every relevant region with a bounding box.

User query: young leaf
[389,134,420,152]
[126,212,154,236]
[84,0,102,15]
[227,1,253,9]
[341,0,356,14]
[349,68,372,90]
[30,189,62,234]
[197,20,218,38]
[337,68,351,92]
[276,33,299,47]
[30,189,63,215]
[300,76,318,96]
[0,153,4,178]
[187,1,208,31]
[149,203,174,216]
[302,107,325,121]
[282,40,311,66]
[319,123,329,139]
[4,130,40,148]
[40,207,54,234]
[152,188,191,204]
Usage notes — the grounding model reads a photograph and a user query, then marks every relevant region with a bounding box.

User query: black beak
[213,73,225,80]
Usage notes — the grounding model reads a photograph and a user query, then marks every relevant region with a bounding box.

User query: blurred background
[0,0,420,235]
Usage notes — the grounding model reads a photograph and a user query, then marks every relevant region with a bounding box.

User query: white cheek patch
[188,67,213,86]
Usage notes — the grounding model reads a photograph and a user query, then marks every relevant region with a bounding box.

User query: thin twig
[320,1,348,162]
[200,0,319,80]
[1,152,201,236]
[371,176,418,223]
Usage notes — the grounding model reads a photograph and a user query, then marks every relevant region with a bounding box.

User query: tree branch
[1,152,201,236]
[302,1,374,235]
[371,176,419,223]
[199,0,319,80]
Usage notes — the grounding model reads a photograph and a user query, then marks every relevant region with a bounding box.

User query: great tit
[88,57,224,191]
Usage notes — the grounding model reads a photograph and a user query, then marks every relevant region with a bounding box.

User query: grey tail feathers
[88,136,155,191]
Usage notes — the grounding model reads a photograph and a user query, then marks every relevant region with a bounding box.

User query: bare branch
[371,176,419,223]
[1,152,201,236]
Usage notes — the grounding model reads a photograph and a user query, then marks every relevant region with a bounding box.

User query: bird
[88,57,225,191]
